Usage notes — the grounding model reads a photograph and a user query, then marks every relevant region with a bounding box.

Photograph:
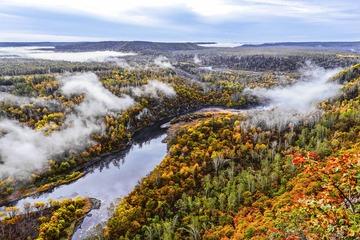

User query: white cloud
[2,0,356,26]
[241,0,357,22]
[0,12,26,21]
[0,0,358,41]
[0,32,111,42]
[0,0,181,25]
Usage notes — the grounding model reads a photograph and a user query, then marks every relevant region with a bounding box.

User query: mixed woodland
[0,48,359,239]
[105,64,360,239]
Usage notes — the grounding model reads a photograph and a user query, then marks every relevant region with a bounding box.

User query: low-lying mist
[0,92,59,108]
[0,72,176,180]
[245,64,342,129]
[0,63,345,181]
[194,55,202,64]
[131,80,176,98]
[0,46,136,62]
[154,56,173,68]
[59,73,136,117]
[248,65,341,112]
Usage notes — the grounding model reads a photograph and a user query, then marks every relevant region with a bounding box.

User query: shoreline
[0,105,254,207]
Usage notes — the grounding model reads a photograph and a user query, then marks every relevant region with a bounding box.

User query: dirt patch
[167,109,242,139]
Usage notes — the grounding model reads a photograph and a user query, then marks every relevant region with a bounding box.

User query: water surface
[5,122,168,239]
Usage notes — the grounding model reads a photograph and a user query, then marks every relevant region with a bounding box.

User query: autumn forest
[0,41,360,239]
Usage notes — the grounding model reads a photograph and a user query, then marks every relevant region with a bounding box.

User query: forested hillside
[0,44,359,239]
[55,41,203,52]
[105,64,360,239]
[0,67,253,206]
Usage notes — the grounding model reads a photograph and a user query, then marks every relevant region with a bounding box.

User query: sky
[0,0,359,43]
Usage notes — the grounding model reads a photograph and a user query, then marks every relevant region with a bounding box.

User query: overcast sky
[0,0,359,42]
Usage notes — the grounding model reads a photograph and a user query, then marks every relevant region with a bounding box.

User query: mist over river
[1,121,168,239]
[0,73,341,238]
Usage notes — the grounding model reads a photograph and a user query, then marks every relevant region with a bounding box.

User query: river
[1,108,254,239]
[2,120,168,239]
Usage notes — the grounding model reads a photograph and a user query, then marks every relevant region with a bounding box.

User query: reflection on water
[3,121,168,239]
[72,134,167,239]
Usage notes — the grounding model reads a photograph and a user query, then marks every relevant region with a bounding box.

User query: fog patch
[194,55,202,64]
[25,51,135,62]
[0,118,98,178]
[246,108,323,133]
[107,58,132,69]
[0,120,49,177]
[199,66,213,71]
[0,46,136,62]
[246,65,342,113]
[0,72,136,179]
[0,46,53,59]
[131,80,176,98]
[197,42,245,48]
[0,92,59,109]
[59,72,135,117]
[154,56,173,68]
[244,65,342,130]
[30,51,136,62]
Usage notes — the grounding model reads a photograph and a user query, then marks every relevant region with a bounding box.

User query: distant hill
[240,41,360,52]
[2,41,359,53]
[54,41,204,52]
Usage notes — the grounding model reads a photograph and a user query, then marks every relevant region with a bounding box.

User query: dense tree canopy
[0,49,359,239]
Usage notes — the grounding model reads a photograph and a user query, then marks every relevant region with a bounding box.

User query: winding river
[2,120,168,239]
[1,108,254,239]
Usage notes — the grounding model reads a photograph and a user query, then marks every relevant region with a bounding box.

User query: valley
[0,41,359,239]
